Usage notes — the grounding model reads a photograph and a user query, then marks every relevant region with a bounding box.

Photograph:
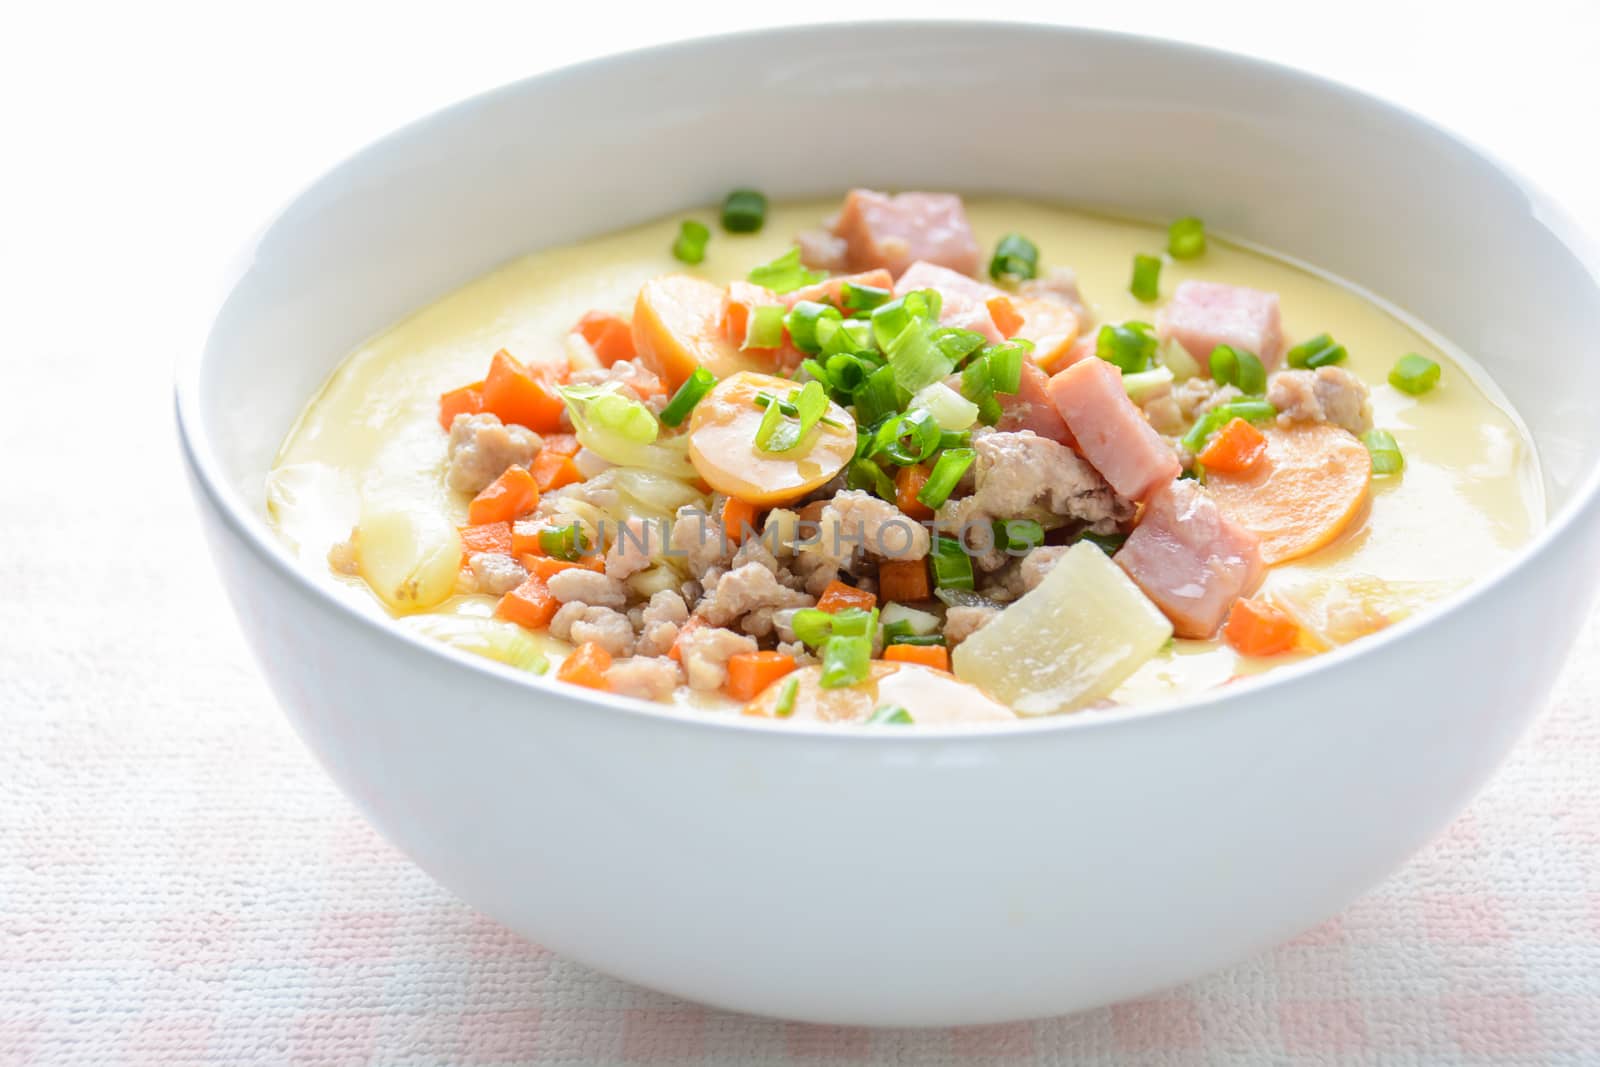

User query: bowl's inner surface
[196,24,1600,533]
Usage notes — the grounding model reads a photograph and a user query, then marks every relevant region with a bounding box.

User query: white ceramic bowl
[178,22,1600,1026]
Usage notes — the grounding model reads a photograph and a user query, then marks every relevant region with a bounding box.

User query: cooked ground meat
[669,503,736,575]
[776,640,818,667]
[603,655,681,701]
[1141,391,1186,436]
[468,552,527,596]
[1019,545,1067,593]
[546,568,629,609]
[605,516,659,581]
[678,625,757,691]
[1171,377,1244,422]
[569,360,665,404]
[696,562,815,628]
[635,589,689,657]
[944,604,1000,646]
[1019,266,1094,331]
[811,489,930,568]
[445,413,541,494]
[1269,367,1373,434]
[549,602,636,657]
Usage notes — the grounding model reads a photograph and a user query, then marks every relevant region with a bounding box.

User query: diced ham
[1047,357,1181,501]
[1156,281,1285,372]
[833,190,981,278]
[1114,479,1265,639]
[895,260,1003,342]
[995,359,1073,443]
[796,228,849,273]
[781,269,894,310]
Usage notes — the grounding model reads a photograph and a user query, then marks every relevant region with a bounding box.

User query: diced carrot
[466,465,539,525]
[724,650,798,701]
[1205,423,1372,564]
[1196,417,1268,474]
[483,350,566,433]
[883,643,950,671]
[1223,597,1302,657]
[557,640,613,689]
[721,497,761,545]
[894,463,935,521]
[667,616,705,663]
[540,433,581,457]
[530,449,583,492]
[496,575,559,630]
[575,310,636,366]
[816,579,877,614]
[438,382,485,431]
[459,521,513,557]
[511,519,548,557]
[877,559,931,604]
[526,554,606,580]
[986,295,1026,338]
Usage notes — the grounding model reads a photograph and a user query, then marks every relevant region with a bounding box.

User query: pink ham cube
[833,190,982,278]
[1047,356,1180,501]
[1114,479,1266,638]
[1156,281,1285,372]
[896,260,1003,342]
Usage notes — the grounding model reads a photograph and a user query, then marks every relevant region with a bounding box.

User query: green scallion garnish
[659,367,717,427]
[1180,399,1278,453]
[721,189,767,234]
[819,634,872,689]
[994,518,1045,553]
[773,675,800,717]
[672,220,710,265]
[786,301,843,355]
[743,304,786,350]
[852,364,904,428]
[818,317,874,358]
[930,534,976,591]
[872,408,941,466]
[938,430,971,451]
[917,448,975,511]
[865,704,914,725]
[829,606,877,638]
[791,608,835,648]
[1285,333,1347,370]
[1362,428,1405,475]
[984,341,1027,395]
[841,282,892,313]
[1389,353,1441,396]
[960,359,1002,425]
[538,522,588,561]
[1130,253,1162,302]
[1096,322,1158,374]
[748,246,825,294]
[883,633,946,647]
[1078,531,1127,555]
[1168,216,1206,260]
[1208,344,1266,395]
[988,233,1039,283]
[847,458,898,503]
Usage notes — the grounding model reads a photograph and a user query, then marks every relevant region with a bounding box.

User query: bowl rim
[175,18,1600,742]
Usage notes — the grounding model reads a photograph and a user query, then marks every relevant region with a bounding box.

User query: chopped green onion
[1168,216,1206,260]
[870,290,942,350]
[984,342,1029,395]
[559,384,659,443]
[960,358,1002,425]
[539,522,588,561]
[829,606,877,638]
[841,282,892,313]
[720,189,767,234]
[819,634,873,688]
[671,219,710,264]
[753,392,786,451]
[881,602,941,634]
[988,233,1039,283]
[994,518,1045,553]
[938,429,971,451]
[756,381,831,453]
[872,408,941,466]
[824,353,872,393]
[753,390,846,428]
[918,448,975,511]
[883,633,946,647]
[1180,399,1278,453]
[743,304,786,350]
[881,619,917,642]
[658,367,717,427]
[1286,332,1347,370]
[930,535,976,591]
[1362,428,1405,475]
[909,381,980,431]
[1122,365,1175,404]
[847,458,898,502]
[748,246,825,294]
[852,364,904,428]
[1130,253,1162,302]
[1078,531,1127,555]
[786,301,843,355]
[1208,344,1266,395]
[773,675,800,717]
[865,704,914,725]
[818,317,874,357]
[1096,322,1158,374]
[791,608,835,648]
[1389,353,1441,396]
[931,328,988,365]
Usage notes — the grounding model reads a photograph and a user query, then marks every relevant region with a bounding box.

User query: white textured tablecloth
[4,3,1599,1063]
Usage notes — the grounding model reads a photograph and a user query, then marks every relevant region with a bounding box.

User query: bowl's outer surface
[179,23,1600,1025]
